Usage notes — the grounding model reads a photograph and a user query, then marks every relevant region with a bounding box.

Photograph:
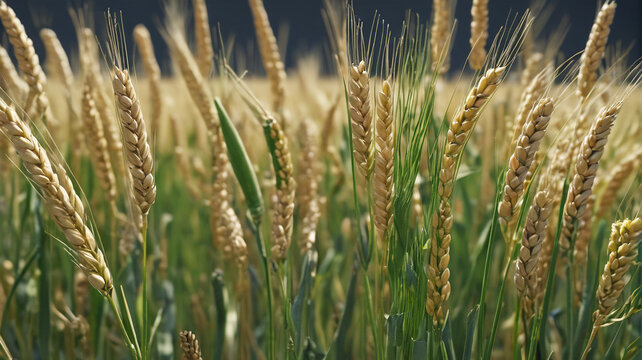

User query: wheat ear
[249,0,286,114]
[582,218,642,360]
[81,80,117,204]
[111,67,157,216]
[264,117,295,260]
[133,24,162,136]
[427,67,505,325]
[0,99,113,295]
[40,28,73,90]
[469,0,489,70]
[298,120,321,253]
[193,0,213,77]
[596,147,642,219]
[520,52,543,88]
[179,330,203,360]
[0,1,50,118]
[349,60,373,178]
[0,45,27,101]
[573,194,594,304]
[577,1,616,100]
[431,0,451,73]
[560,102,622,254]
[514,191,552,320]
[499,98,553,224]
[374,78,394,240]
[509,65,552,152]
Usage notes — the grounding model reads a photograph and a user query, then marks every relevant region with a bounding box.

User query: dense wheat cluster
[0,0,639,359]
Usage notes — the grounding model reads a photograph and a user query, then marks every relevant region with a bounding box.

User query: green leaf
[463,305,479,360]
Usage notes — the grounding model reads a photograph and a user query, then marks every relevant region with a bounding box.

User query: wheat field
[0,0,640,359]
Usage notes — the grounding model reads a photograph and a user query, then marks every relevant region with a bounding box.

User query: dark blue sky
[5,0,641,75]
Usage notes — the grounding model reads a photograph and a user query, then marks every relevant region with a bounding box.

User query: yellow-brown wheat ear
[349,60,373,179]
[111,67,157,216]
[133,24,163,136]
[427,67,505,326]
[193,0,213,77]
[499,98,554,225]
[431,0,451,73]
[0,1,53,122]
[559,102,622,255]
[514,191,552,320]
[0,99,113,295]
[0,44,27,101]
[81,80,117,205]
[297,120,321,254]
[374,78,394,241]
[179,330,203,360]
[577,1,616,101]
[248,0,286,115]
[469,0,489,70]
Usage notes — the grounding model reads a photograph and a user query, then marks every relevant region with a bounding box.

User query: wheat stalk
[499,97,553,224]
[179,330,203,360]
[560,102,622,254]
[427,67,505,325]
[514,191,552,320]
[111,66,157,216]
[133,24,162,136]
[193,0,213,77]
[374,78,394,240]
[577,1,616,100]
[349,60,373,178]
[431,0,451,73]
[469,0,489,70]
[81,80,117,205]
[0,99,113,295]
[248,0,286,114]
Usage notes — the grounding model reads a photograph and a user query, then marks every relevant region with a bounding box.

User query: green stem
[35,198,50,360]
[363,274,382,360]
[108,294,139,359]
[254,228,274,360]
[566,257,575,360]
[141,216,149,360]
[276,263,297,359]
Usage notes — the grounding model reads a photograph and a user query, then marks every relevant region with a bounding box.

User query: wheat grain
[179,330,203,360]
[560,102,622,254]
[0,99,113,295]
[499,98,553,224]
[427,67,505,325]
[577,1,616,100]
[193,0,213,77]
[111,66,157,215]
[249,0,286,114]
[514,191,552,319]
[349,60,373,178]
[469,0,489,70]
[374,78,394,240]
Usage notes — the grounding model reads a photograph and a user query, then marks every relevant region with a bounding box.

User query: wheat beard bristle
[0,99,113,295]
[111,66,157,216]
